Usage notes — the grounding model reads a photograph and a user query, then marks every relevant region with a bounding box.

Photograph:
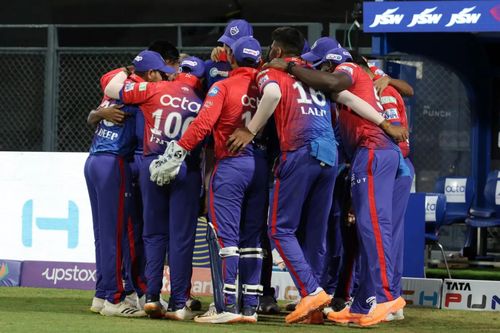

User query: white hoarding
[402,277,442,308]
[0,152,95,263]
[442,279,500,311]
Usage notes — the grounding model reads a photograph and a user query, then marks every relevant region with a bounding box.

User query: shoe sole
[239,317,257,323]
[286,297,332,324]
[194,317,242,324]
[144,305,164,319]
[90,307,103,314]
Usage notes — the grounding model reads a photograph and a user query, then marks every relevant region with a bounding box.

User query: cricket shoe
[90,297,105,313]
[186,296,202,311]
[285,298,299,312]
[164,306,195,321]
[99,300,147,317]
[299,310,324,324]
[285,290,332,324]
[325,306,362,325]
[258,294,280,314]
[385,309,405,322]
[358,297,406,327]
[144,295,166,319]
[240,306,258,323]
[194,304,242,324]
[124,292,145,310]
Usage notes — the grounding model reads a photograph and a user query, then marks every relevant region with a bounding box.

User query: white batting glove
[149,140,188,186]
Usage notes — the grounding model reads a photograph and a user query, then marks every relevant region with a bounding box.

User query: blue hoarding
[363,1,500,32]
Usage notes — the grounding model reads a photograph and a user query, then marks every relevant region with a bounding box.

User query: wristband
[246,126,257,137]
[286,61,296,74]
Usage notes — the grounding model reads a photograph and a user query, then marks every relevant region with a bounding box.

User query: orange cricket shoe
[358,297,406,327]
[299,310,324,324]
[285,290,332,324]
[326,306,363,325]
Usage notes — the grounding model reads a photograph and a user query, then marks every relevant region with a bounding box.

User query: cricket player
[85,67,147,318]
[104,51,204,320]
[150,36,268,324]
[265,47,409,327]
[361,59,414,321]
[226,27,338,324]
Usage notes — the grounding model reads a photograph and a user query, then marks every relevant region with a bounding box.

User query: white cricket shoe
[124,292,139,309]
[164,306,195,320]
[194,311,242,324]
[385,309,405,321]
[100,300,147,317]
[90,297,105,313]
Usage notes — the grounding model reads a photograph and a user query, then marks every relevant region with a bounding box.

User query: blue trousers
[84,153,131,304]
[140,155,201,310]
[268,146,337,297]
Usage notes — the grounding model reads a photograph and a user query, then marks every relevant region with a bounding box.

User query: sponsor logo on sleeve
[383,108,399,120]
[381,96,398,105]
[208,86,220,96]
[138,82,148,91]
[336,65,354,75]
[258,74,270,88]
[124,82,135,92]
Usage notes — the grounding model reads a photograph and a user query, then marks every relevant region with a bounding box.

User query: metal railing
[0,23,323,152]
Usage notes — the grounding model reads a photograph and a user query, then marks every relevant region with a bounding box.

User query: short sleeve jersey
[334,62,395,159]
[179,67,260,160]
[120,73,204,157]
[256,57,335,152]
[380,85,410,158]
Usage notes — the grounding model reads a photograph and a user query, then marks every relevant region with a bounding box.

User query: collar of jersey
[284,56,306,66]
[176,73,202,90]
[128,73,145,83]
[229,66,259,79]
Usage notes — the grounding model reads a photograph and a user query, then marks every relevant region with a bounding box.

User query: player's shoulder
[206,81,227,97]
[335,62,359,76]
[256,68,282,88]
[380,85,402,100]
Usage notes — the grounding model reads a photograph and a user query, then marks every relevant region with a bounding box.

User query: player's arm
[265,59,352,93]
[226,82,281,153]
[177,84,226,152]
[333,90,408,142]
[87,105,125,127]
[374,76,414,97]
[104,69,128,99]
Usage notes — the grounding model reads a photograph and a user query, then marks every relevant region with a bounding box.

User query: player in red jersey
[265,48,410,327]
[149,36,268,324]
[104,52,205,321]
[360,58,414,322]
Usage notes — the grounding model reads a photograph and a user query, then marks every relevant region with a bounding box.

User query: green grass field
[1,287,499,333]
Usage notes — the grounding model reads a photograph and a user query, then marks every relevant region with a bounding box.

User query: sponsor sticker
[139,82,148,91]
[208,86,220,96]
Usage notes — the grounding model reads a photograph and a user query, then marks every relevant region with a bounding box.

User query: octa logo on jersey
[160,94,201,113]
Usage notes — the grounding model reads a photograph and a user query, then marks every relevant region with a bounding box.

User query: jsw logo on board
[369,8,405,27]
[407,7,442,27]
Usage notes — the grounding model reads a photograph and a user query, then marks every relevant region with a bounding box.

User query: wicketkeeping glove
[149,140,188,186]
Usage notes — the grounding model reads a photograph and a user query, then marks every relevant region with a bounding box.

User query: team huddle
[84,19,414,327]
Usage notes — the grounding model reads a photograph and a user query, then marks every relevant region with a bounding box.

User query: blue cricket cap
[218,19,254,47]
[230,36,262,64]
[301,37,341,63]
[133,50,176,74]
[180,56,206,78]
[315,47,353,67]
